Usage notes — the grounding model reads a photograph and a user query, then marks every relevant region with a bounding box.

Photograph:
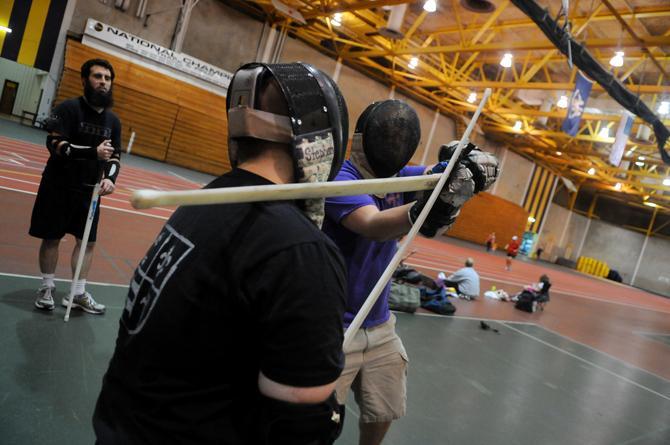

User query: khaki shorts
[335,314,409,423]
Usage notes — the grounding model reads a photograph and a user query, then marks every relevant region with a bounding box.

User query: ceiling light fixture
[658,101,670,115]
[663,178,670,186]
[408,57,418,69]
[332,13,342,26]
[644,202,659,208]
[528,216,536,223]
[513,120,522,131]
[0,26,11,33]
[587,167,596,175]
[609,51,624,68]
[635,161,644,167]
[467,92,477,103]
[614,182,622,191]
[500,53,513,68]
[556,95,568,109]
[638,156,645,161]
[556,151,562,156]
[423,0,437,13]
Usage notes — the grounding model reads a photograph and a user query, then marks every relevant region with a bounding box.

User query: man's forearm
[46,135,98,160]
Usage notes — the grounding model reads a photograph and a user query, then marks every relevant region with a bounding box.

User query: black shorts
[29,181,101,242]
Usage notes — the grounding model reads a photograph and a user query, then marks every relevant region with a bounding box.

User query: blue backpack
[421,293,456,316]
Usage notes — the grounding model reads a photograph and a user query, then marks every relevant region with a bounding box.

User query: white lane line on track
[168,170,204,186]
[0,158,24,166]
[538,325,670,384]
[10,152,29,162]
[0,186,169,220]
[406,311,535,325]
[503,323,670,401]
[0,143,197,189]
[0,174,39,186]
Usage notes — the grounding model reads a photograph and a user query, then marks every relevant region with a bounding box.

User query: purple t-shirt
[323,160,425,328]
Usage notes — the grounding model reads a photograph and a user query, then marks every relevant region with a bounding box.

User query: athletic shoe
[61,292,106,315]
[35,286,55,311]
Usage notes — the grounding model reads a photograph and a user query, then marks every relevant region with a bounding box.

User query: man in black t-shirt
[94,63,349,444]
[30,58,121,314]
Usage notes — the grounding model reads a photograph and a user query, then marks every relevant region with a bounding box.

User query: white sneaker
[62,292,105,315]
[35,286,55,311]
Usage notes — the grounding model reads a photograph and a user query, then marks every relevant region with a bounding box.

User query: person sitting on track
[443,257,481,300]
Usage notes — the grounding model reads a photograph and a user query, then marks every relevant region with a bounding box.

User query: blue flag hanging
[562,71,593,137]
[609,111,634,166]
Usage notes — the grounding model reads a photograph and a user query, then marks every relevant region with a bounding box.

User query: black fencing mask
[226,62,348,227]
[350,100,421,178]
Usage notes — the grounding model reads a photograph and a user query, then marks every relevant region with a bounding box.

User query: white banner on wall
[83,19,232,89]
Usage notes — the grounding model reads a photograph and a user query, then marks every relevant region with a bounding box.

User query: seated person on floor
[442,257,480,300]
[513,274,551,310]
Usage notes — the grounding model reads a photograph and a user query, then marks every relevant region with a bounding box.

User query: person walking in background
[485,232,496,252]
[505,235,520,271]
[30,58,121,314]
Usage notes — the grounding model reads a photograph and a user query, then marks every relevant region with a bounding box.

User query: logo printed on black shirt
[122,224,195,334]
[79,122,112,138]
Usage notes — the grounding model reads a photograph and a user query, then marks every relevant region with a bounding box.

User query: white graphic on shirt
[122,224,194,334]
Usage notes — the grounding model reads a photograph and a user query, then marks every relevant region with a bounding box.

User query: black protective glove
[438,141,499,192]
[409,162,475,238]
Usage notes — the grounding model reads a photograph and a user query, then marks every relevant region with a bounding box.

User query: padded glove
[439,141,499,192]
[409,162,475,238]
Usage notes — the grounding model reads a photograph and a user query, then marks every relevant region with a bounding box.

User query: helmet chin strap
[350,134,395,199]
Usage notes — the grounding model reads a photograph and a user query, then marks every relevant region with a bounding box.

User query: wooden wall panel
[112,87,178,160]
[55,39,230,174]
[166,107,229,174]
[446,192,529,249]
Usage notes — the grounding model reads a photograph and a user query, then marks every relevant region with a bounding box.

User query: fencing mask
[350,100,421,179]
[226,62,348,227]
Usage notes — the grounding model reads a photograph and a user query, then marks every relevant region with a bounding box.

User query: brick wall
[446,192,528,249]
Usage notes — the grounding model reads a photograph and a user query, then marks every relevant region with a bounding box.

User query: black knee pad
[257,392,345,445]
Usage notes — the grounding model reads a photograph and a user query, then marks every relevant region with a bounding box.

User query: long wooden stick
[342,88,492,349]
[130,174,445,209]
[64,182,102,322]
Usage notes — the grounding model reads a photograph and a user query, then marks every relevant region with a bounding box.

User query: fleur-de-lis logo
[156,246,174,275]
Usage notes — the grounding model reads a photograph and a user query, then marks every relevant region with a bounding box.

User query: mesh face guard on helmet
[350,100,421,178]
[226,62,348,227]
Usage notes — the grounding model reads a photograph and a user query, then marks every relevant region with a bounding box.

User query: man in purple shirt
[323,100,499,445]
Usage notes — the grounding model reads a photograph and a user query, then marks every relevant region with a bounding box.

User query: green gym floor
[1,274,669,444]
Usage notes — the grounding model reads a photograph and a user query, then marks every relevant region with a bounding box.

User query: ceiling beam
[302,0,413,19]
[407,80,670,93]
[344,35,670,58]
[425,4,670,36]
